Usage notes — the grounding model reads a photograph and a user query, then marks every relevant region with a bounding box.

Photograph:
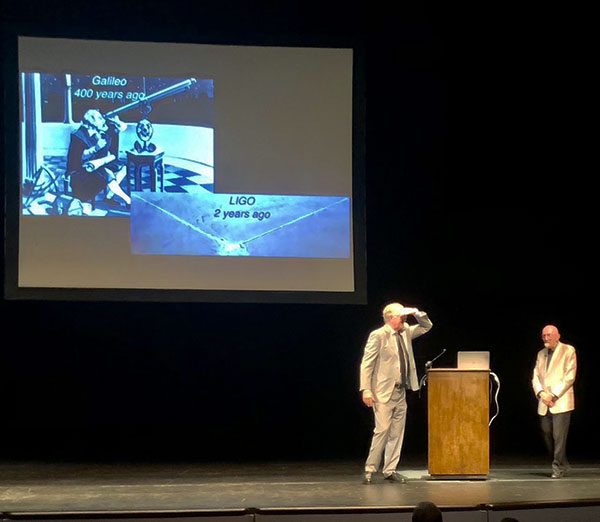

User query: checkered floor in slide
[23,155,214,216]
[45,154,214,194]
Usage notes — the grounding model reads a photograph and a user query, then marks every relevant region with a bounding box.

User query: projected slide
[20,72,215,217]
[19,70,352,260]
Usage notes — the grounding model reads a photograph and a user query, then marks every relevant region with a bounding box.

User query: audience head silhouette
[412,501,443,522]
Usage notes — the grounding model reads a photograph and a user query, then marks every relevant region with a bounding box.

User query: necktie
[397,332,407,385]
[546,349,553,371]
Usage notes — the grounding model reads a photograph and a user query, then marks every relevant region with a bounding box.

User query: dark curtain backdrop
[1,3,595,463]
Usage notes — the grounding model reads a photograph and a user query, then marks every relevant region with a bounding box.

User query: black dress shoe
[383,472,407,483]
[362,472,372,484]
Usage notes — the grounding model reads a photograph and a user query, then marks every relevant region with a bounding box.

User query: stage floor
[1,459,600,514]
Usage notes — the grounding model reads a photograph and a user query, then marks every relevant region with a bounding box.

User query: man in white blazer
[532,325,577,478]
[360,302,433,484]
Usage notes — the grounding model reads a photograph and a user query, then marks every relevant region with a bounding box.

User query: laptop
[457,351,490,370]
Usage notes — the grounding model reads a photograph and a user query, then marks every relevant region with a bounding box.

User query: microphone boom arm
[425,348,447,369]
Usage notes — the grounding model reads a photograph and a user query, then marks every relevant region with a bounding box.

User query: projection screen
[4,36,366,303]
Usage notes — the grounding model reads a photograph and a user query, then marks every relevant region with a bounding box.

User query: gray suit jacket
[360,312,433,403]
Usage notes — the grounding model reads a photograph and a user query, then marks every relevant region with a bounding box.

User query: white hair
[382,302,404,323]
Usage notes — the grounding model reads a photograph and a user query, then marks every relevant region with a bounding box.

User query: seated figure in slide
[66,109,131,212]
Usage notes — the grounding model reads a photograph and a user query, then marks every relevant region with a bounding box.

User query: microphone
[419,349,448,398]
[425,348,447,370]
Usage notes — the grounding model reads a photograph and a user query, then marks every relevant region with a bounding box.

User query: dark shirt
[66,125,121,202]
[66,125,119,176]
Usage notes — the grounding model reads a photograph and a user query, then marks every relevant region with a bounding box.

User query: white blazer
[360,312,433,403]
[532,341,577,415]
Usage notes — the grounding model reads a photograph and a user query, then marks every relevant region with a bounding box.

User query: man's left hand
[540,391,555,406]
[106,115,127,133]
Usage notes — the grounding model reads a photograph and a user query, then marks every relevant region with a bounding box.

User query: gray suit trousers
[365,387,407,475]
[540,411,571,476]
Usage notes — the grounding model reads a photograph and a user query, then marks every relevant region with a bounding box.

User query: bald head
[542,325,560,349]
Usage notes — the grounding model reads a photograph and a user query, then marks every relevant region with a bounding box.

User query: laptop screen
[457,351,490,370]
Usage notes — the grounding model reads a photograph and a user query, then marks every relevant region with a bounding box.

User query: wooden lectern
[427,369,490,477]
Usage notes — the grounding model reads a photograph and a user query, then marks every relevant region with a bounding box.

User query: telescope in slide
[104,78,198,119]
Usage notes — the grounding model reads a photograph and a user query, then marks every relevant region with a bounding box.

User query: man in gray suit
[360,302,433,484]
